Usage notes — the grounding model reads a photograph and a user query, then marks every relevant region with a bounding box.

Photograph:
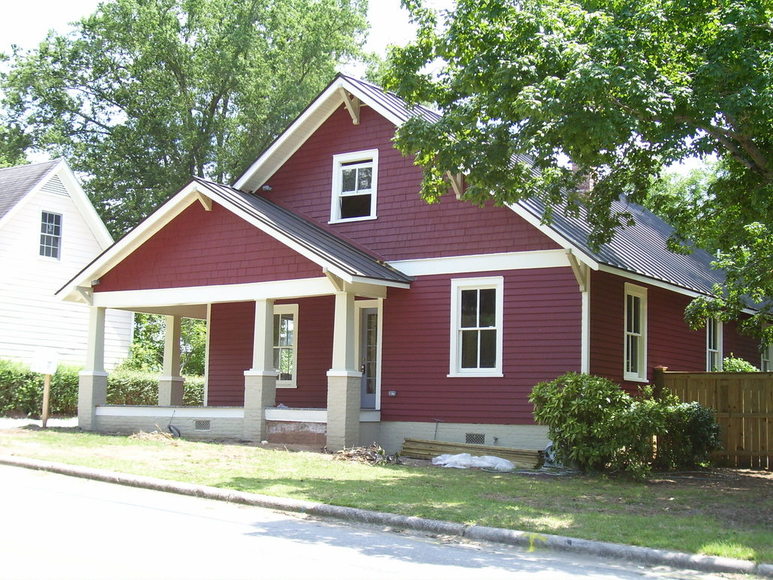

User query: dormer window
[330,149,378,222]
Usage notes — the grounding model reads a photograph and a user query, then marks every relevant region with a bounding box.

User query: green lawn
[1,427,771,563]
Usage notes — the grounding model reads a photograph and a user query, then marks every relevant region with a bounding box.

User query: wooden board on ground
[401,438,544,469]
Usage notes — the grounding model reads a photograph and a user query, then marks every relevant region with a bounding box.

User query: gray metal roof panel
[0,159,60,220]
[517,197,724,295]
[194,178,413,285]
[339,74,441,125]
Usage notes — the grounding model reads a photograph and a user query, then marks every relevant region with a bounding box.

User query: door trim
[355,299,382,411]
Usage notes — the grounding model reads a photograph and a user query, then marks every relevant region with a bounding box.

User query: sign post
[31,349,58,428]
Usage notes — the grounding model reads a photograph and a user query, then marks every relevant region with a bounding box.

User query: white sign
[31,348,58,375]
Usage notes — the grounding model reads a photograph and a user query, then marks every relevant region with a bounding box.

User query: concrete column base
[78,371,108,431]
[158,376,185,406]
[243,371,277,442]
[326,371,361,451]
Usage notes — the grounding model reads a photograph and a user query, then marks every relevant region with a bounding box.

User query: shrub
[0,359,204,417]
[722,355,759,372]
[654,401,722,469]
[530,372,721,479]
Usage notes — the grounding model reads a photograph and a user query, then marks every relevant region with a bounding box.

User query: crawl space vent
[194,420,211,431]
[465,432,485,445]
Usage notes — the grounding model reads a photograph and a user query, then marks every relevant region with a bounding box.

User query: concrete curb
[2,455,769,577]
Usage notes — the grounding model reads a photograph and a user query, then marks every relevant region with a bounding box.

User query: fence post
[653,366,668,398]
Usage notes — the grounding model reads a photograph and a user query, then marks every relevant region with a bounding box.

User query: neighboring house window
[330,149,378,222]
[449,277,504,377]
[273,304,298,388]
[39,211,62,259]
[706,318,723,371]
[762,342,772,372]
[624,283,647,382]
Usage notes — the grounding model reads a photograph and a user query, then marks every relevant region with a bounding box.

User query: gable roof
[58,178,412,302]
[0,158,113,247]
[234,74,439,194]
[0,159,60,220]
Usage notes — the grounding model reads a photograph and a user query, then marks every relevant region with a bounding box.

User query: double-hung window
[449,277,503,377]
[40,211,62,259]
[273,304,298,388]
[761,341,771,372]
[330,150,378,222]
[624,283,647,382]
[706,318,723,371]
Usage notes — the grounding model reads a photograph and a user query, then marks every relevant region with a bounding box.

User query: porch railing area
[654,367,772,470]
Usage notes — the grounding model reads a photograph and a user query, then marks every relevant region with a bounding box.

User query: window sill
[329,215,377,225]
[623,374,648,383]
[276,383,297,389]
[447,372,504,378]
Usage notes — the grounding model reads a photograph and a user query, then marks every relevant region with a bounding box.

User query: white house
[0,158,132,369]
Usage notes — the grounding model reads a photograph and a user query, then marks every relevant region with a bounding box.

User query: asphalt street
[0,464,734,580]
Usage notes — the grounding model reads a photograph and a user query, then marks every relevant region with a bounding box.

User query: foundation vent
[194,420,211,431]
[465,432,485,445]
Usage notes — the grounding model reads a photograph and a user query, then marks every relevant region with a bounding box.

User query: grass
[1,427,771,563]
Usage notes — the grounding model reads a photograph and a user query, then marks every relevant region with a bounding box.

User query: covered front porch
[77,276,393,450]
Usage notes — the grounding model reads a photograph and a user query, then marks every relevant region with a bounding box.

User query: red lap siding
[261,106,560,261]
[96,202,321,292]
[380,268,581,424]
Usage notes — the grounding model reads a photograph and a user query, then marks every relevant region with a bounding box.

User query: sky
[0,0,453,59]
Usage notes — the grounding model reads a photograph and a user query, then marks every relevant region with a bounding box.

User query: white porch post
[158,315,184,406]
[78,306,108,431]
[243,299,276,442]
[326,290,361,450]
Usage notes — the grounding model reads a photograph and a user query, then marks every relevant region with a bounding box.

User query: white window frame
[330,149,379,223]
[449,276,504,377]
[706,318,723,371]
[624,283,648,382]
[273,304,298,389]
[39,211,62,260]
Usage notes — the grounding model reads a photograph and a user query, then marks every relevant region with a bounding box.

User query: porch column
[78,306,107,431]
[158,315,184,406]
[326,290,361,450]
[243,299,276,442]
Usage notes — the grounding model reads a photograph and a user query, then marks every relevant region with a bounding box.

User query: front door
[359,308,378,409]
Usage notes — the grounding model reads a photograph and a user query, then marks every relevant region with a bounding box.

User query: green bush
[722,355,759,372]
[0,359,204,417]
[530,372,722,479]
[654,401,722,469]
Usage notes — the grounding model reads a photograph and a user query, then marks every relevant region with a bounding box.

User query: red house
[60,75,762,452]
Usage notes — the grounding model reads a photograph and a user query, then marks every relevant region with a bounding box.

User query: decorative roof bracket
[446,172,465,199]
[339,88,361,125]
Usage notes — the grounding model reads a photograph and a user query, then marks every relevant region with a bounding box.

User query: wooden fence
[654,368,772,470]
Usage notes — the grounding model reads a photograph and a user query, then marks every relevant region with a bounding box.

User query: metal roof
[338,74,441,125]
[516,196,724,296]
[0,159,60,220]
[194,178,413,286]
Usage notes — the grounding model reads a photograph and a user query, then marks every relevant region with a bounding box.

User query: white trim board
[390,249,569,277]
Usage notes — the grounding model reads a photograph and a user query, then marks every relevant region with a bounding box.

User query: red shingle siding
[589,270,761,384]
[96,202,321,292]
[206,298,334,408]
[261,106,559,260]
[207,301,253,406]
[380,268,581,424]
[724,319,762,367]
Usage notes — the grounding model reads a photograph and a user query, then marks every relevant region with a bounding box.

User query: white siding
[0,173,132,369]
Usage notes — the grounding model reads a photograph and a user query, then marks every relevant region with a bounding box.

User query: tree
[123,314,207,376]
[384,0,772,337]
[1,0,367,235]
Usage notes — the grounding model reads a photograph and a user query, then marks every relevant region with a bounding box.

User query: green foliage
[530,373,722,479]
[385,0,772,335]
[0,359,204,416]
[722,355,760,373]
[122,314,207,376]
[654,401,722,470]
[1,0,368,235]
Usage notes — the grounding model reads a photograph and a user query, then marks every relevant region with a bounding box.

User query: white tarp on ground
[431,453,515,472]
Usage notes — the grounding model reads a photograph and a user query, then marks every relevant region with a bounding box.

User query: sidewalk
[1,454,771,578]
[0,417,78,430]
